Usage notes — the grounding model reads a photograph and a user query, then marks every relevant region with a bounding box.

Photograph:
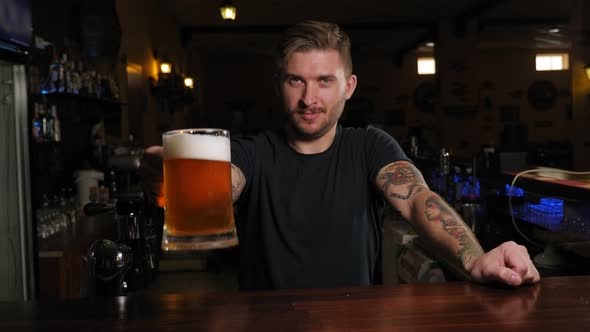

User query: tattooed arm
[376,161,484,272]
[376,161,540,285]
[231,163,246,204]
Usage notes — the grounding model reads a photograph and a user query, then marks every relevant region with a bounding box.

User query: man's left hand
[468,241,541,286]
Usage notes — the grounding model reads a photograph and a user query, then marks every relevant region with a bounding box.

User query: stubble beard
[285,98,346,142]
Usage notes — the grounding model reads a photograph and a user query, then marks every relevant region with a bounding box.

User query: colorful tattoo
[377,164,426,201]
[424,194,483,266]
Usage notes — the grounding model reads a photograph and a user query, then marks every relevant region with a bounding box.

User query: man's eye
[320,77,333,84]
[288,77,302,85]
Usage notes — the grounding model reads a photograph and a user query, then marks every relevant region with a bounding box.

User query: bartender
[146,20,539,290]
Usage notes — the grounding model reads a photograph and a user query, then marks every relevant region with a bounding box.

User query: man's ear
[345,74,357,100]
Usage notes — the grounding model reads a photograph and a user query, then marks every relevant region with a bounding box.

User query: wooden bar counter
[1,276,589,331]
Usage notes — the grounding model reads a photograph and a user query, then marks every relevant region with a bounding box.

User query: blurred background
[2,0,590,301]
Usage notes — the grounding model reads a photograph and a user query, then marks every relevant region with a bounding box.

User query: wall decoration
[527,80,558,111]
[413,81,437,113]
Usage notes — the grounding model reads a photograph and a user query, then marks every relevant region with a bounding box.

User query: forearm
[408,190,484,272]
[376,161,484,272]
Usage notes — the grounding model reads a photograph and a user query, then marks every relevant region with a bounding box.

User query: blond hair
[276,21,352,75]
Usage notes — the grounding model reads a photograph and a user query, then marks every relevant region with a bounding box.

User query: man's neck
[285,125,337,154]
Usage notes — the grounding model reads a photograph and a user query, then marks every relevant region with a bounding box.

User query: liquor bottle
[57,53,67,93]
[42,104,54,142]
[39,104,48,141]
[41,53,60,94]
[51,105,61,142]
[31,103,43,143]
[71,60,80,94]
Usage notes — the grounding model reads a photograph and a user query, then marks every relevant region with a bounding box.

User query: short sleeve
[231,136,256,184]
[364,126,412,182]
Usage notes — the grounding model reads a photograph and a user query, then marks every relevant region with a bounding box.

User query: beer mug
[161,128,238,250]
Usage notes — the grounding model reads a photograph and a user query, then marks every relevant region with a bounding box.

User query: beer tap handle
[84,202,115,216]
[108,154,142,170]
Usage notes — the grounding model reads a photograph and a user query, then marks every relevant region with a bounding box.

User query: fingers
[469,241,541,286]
[502,242,540,285]
[145,145,164,158]
[521,263,541,284]
[473,263,523,286]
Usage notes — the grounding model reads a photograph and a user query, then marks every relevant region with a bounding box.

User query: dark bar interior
[1,0,590,330]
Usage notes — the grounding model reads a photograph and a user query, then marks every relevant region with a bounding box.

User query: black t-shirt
[231,125,410,290]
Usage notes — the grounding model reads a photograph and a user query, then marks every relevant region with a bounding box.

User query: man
[148,21,539,290]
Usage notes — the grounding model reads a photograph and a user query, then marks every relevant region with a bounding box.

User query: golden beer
[162,129,238,250]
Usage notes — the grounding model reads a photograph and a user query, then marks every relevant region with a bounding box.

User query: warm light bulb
[160,62,172,74]
[220,5,236,20]
[586,65,590,80]
[184,77,194,89]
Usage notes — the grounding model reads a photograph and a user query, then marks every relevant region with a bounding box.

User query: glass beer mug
[161,128,238,250]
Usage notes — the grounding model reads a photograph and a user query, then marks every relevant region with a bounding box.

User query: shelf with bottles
[30,45,122,101]
[31,101,62,144]
[31,91,125,106]
[29,45,125,135]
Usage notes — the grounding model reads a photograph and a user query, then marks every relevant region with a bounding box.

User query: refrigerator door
[0,59,35,301]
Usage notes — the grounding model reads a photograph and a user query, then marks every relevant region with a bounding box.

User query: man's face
[279,49,357,140]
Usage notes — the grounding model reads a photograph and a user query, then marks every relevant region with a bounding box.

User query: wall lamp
[160,62,172,74]
[184,77,194,89]
[220,0,237,20]
[148,55,195,109]
[585,64,590,80]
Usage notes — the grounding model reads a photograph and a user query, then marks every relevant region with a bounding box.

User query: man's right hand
[145,145,164,158]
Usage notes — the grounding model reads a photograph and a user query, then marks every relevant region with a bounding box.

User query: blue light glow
[504,184,524,197]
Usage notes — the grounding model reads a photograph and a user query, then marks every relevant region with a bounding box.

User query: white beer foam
[163,132,230,162]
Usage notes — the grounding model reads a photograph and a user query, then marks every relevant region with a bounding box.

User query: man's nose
[299,83,318,107]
